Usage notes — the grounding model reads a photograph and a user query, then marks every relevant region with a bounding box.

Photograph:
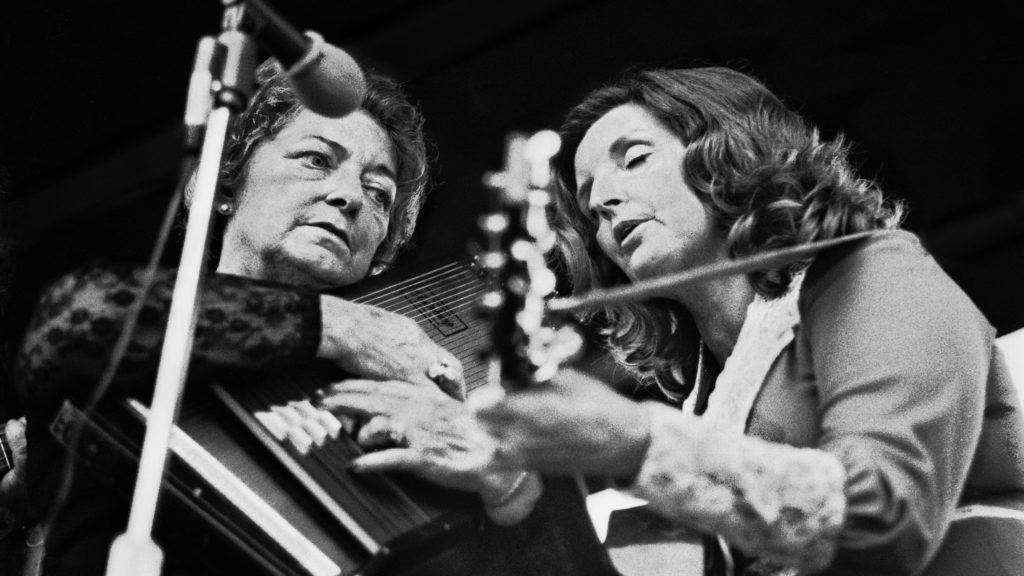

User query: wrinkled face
[573,103,724,282]
[218,109,397,289]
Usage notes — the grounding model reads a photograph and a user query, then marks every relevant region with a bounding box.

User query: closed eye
[623,144,652,169]
[625,152,650,169]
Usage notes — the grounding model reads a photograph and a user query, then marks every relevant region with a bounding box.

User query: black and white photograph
[1,2,1022,575]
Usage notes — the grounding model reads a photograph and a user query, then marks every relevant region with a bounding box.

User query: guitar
[477,134,707,576]
[472,130,621,576]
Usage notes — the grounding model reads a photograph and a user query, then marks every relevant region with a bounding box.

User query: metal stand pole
[104,5,256,575]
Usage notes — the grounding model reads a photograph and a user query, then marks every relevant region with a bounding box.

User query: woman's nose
[324,176,364,213]
[588,176,624,218]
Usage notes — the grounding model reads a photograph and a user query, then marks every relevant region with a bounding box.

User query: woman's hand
[317,296,465,399]
[0,418,35,528]
[317,379,538,524]
[472,367,652,480]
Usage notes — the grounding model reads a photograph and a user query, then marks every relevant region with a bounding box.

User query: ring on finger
[386,421,407,446]
[427,359,458,387]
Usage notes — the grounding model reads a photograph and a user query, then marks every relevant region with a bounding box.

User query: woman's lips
[620,222,647,252]
[308,222,350,249]
[614,218,650,251]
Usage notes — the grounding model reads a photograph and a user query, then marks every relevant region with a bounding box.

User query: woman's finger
[318,379,416,414]
[356,415,396,449]
[350,449,421,473]
[5,419,27,467]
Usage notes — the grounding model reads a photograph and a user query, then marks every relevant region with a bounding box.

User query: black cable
[36,153,198,557]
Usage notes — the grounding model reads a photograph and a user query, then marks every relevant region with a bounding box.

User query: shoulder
[803,230,969,310]
[803,229,929,293]
[799,228,994,348]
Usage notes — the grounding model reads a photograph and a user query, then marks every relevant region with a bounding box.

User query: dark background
[2,0,1024,409]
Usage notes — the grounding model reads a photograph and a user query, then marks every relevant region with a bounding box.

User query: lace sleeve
[627,402,847,574]
[16,262,321,403]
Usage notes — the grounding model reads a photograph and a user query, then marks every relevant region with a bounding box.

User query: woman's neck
[670,274,755,365]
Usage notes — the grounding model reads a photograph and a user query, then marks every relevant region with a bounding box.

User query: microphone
[244,0,366,118]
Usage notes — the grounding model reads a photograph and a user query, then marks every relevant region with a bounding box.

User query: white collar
[681,273,804,434]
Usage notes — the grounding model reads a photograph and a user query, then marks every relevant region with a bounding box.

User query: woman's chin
[622,256,667,283]
[286,255,368,290]
[225,245,370,289]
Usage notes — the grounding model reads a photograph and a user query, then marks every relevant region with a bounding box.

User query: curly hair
[205,58,431,272]
[551,67,904,400]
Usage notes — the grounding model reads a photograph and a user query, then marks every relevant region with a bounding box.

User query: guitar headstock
[477,130,583,390]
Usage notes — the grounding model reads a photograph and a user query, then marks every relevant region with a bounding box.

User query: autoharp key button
[254,410,289,441]
[286,426,314,455]
[272,404,305,427]
[299,418,328,446]
[291,399,320,419]
[316,410,343,439]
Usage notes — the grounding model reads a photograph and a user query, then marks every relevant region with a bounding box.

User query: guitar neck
[0,428,12,477]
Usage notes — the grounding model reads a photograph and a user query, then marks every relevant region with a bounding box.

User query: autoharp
[51,257,494,576]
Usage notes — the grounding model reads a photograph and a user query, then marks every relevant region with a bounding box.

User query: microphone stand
[104,4,256,575]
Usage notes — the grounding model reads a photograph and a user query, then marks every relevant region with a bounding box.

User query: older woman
[17,59,529,576]
[474,67,1024,575]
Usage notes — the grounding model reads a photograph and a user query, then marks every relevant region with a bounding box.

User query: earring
[216,202,234,216]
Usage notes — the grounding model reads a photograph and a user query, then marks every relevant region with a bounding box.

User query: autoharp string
[346,261,492,392]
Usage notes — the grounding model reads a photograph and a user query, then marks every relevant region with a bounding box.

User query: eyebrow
[309,135,398,184]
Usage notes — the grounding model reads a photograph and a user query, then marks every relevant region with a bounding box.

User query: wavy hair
[551,67,904,400]
[206,58,431,271]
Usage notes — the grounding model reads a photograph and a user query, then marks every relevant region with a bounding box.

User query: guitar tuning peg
[524,130,561,188]
[526,324,585,383]
[478,250,506,272]
[478,291,504,313]
[483,170,508,190]
[478,213,509,235]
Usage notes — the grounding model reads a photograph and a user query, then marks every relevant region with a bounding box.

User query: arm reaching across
[17,262,463,404]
